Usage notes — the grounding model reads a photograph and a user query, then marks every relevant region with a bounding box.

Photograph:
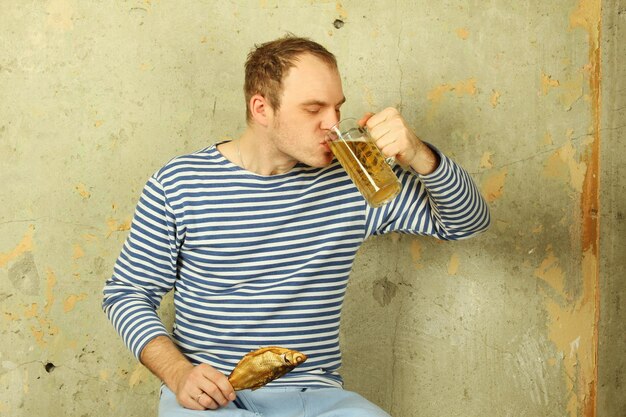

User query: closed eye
[305,106,321,114]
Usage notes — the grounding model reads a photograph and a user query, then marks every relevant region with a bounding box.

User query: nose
[321,109,340,131]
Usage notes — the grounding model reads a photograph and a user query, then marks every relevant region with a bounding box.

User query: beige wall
[1,1,623,416]
[598,1,626,416]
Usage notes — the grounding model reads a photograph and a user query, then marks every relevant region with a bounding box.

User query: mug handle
[358,125,396,167]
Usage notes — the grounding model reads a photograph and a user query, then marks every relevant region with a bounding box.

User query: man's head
[244,35,338,123]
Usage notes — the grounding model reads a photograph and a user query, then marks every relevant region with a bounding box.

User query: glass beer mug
[327,118,401,207]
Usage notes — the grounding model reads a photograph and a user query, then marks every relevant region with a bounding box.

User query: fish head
[282,350,308,366]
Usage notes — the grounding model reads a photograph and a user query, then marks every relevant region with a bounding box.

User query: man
[103,35,490,416]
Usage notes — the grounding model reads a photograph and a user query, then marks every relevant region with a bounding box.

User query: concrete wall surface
[0,1,623,416]
[598,1,626,416]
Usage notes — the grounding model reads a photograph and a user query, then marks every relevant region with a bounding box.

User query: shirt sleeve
[102,175,181,360]
[364,146,491,240]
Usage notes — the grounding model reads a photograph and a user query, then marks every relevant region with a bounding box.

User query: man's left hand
[358,107,440,175]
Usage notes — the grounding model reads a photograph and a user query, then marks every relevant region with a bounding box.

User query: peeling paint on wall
[63,294,87,312]
[72,244,85,260]
[0,225,34,268]
[75,183,91,199]
[447,253,459,275]
[106,217,131,237]
[455,28,470,40]
[490,90,500,108]
[544,251,597,417]
[559,73,584,110]
[479,151,494,169]
[129,363,151,388]
[543,132,554,146]
[540,70,584,111]
[426,78,478,121]
[541,1,602,416]
[44,268,57,314]
[541,71,561,96]
[481,168,507,203]
[428,78,478,103]
[543,140,587,193]
[535,245,565,294]
[335,1,348,19]
[410,239,423,269]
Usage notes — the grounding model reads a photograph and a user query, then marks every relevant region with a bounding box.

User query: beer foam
[342,136,367,143]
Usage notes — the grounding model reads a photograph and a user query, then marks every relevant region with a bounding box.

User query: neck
[237,128,297,176]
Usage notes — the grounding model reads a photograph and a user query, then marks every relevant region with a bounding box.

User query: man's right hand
[140,336,236,410]
[173,361,237,410]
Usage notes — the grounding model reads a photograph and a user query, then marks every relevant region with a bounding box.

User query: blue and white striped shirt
[102,143,489,388]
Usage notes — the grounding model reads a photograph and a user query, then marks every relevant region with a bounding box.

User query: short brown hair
[244,34,338,123]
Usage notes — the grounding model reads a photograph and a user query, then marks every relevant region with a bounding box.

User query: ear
[249,94,272,127]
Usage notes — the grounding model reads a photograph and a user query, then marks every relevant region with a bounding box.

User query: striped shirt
[102,143,490,388]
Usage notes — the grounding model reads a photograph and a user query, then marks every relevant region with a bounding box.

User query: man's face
[267,53,345,168]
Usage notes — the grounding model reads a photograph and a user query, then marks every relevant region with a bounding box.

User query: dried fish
[228,346,307,391]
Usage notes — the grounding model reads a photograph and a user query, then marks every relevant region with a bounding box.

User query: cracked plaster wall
[0,1,624,417]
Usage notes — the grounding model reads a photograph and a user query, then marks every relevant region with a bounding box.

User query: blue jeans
[159,386,391,417]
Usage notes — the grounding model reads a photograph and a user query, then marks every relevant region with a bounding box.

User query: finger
[376,128,410,158]
[196,380,229,408]
[200,366,236,405]
[207,369,236,402]
[357,112,375,127]
[369,123,393,143]
[379,141,402,159]
[178,364,232,410]
[196,390,220,410]
[176,382,205,410]
[368,115,404,142]
[365,107,398,130]
[179,393,205,411]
